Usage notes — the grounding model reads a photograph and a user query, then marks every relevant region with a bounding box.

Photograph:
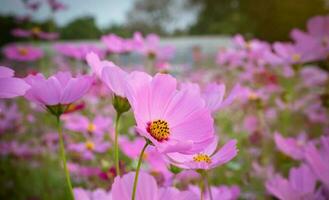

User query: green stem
[114,112,121,176]
[200,178,205,200]
[204,172,213,200]
[56,116,74,200]
[131,141,149,200]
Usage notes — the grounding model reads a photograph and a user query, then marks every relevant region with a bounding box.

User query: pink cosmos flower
[119,136,173,185]
[111,172,198,200]
[0,141,41,158]
[300,66,328,87]
[87,52,153,101]
[134,33,175,60]
[62,114,112,138]
[200,83,243,113]
[101,34,133,54]
[0,66,30,98]
[3,44,43,62]
[273,42,315,65]
[24,71,93,107]
[305,136,329,188]
[189,184,240,200]
[47,0,67,12]
[304,102,328,124]
[54,43,105,61]
[86,52,129,97]
[68,162,101,178]
[68,135,110,160]
[243,115,259,134]
[167,136,237,170]
[25,0,42,11]
[126,73,215,154]
[181,82,244,112]
[0,102,22,133]
[175,170,201,183]
[266,164,317,200]
[290,15,329,61]
[274,132,311,160]
[11,28,59,40]
[74,188,112,200]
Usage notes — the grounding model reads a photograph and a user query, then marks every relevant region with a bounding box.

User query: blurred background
[1,0,329,47]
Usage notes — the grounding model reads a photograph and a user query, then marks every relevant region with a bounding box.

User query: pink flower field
[0,1,329,200]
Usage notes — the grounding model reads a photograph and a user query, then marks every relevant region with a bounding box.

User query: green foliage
[188,0,329,41]
[60,16,102,40]
[0,157,70,200]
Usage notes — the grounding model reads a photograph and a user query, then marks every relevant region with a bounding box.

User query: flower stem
[131,141,149,200]
[114,112,121,176]
[205,172,213,200]
[56,116,74,200]
[200,178,205,200]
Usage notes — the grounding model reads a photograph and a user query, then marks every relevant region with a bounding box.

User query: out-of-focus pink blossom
[305,136,329,188]
[266,164,317,200]
[274,131,311,160]
[74,187,112,200]
[0,66,30,98]
[62,114,112,138]
[3,44,43,62]
[300,66,328,87]
[54,43,105,61]
[11,28,59,40]
[189,184,240,200]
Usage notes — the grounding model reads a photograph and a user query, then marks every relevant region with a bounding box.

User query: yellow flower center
[87,123,96,132]
[248,92,259,101]
[85,141,95,151]
[193,153,212,164]
[31,27,41,35]
[292,54,301,62]
[18,48,29,56]
[147,119,170,141]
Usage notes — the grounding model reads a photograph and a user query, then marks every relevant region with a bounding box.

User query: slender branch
[114,112,121,176]
[56,116,74,199]
[131,141,149,200]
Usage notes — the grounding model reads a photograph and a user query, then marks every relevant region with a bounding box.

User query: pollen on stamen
[147,119,170,142]
[85,141,95,151]
[193,153,212,164]
[18,48,29,56]
[87,123,96,132]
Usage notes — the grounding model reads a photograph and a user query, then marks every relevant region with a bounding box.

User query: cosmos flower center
[87,123,96,132]
[85,141,95,150]
[193,154,212,164]
[248,92,259,101]
[31,27,41,35]
[292,54,301,62]
[18,48,29,56]
[147,119,170,141]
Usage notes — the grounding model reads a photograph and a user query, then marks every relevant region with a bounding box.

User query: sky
[0,0,196,31]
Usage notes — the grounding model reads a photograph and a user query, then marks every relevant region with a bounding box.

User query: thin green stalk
[114,112,121,176]
[131,141,149,200]
[205,172,213,200]
[56,116,74,200]
[200,178,205,200]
